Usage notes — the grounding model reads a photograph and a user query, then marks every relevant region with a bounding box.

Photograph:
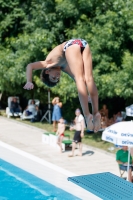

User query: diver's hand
[23,82,34,90]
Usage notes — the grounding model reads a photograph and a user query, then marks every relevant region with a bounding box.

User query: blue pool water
[0,159,80,200]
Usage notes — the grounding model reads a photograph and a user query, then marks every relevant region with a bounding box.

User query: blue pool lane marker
[68,172,133,200]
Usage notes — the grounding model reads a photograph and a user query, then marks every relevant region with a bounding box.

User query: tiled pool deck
[0,116,120,199]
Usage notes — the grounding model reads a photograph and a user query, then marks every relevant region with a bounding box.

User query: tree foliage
[0,0,133,103]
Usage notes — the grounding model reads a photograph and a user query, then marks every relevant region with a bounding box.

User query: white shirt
[27,105,36,115]
[75,114,86,130]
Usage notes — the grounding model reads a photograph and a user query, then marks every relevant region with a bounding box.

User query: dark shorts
[63,39,88,53]
[73,131,82,143]
[120,165,133,171]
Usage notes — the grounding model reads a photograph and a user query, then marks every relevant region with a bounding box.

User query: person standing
[56,118,66,153]
[69,108,85,157]
[52,97,62,132]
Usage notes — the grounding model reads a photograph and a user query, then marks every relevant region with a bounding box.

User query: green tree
[0,0,133,104]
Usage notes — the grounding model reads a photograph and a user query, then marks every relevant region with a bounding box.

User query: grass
[0,110,117,154]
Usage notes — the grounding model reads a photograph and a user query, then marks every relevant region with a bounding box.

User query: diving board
[68,172,133,200]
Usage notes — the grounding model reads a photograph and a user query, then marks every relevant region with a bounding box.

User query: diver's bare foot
[85,114,94,131]
[93,112,101,133]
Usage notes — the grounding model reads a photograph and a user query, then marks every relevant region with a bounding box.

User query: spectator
[116,146,133,182]
[10,97,22,116]
[101,114,107,129]
[107,117,114,126]
[56,118,66,153]
[115,111,123,123]
[25,99,36,116]
[52,97,62,132]
[100,104,109,118]
[0,93,2,109]
[30,105,41,122]
[68,109,85,157]
[112,114,117,124]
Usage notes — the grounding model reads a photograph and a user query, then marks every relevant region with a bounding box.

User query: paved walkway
[0,116,119,176]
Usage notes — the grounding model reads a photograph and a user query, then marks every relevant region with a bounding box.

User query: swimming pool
[0,159,80,200]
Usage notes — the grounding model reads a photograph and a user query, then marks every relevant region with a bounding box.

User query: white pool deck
[0,116,120,200]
